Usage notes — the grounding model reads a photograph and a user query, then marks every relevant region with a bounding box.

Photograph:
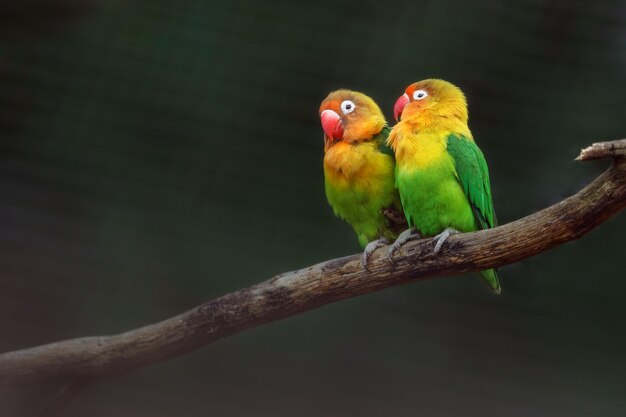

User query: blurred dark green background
[1,0,625,416]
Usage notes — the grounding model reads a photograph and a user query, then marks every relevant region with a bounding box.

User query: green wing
[446,133,497,230]
[447,134,501,295]
[373,125,394,157]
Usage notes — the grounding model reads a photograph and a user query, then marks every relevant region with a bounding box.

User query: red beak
[393,93,410,122]
[320,109,343,140]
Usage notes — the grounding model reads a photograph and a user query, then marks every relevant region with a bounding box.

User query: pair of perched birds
[319,79,501,294]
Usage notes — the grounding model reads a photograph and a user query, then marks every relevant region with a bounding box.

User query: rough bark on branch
[1,139,625,385]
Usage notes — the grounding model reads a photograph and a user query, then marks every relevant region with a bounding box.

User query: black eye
[413,90,428,100]
[340,100,356,114]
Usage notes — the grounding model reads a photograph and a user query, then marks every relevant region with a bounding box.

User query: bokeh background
[1,0,625,416]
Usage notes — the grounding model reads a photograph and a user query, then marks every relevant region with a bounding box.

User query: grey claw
[362,252,371,271]
[433,228,460,254]
[386,247,398,265]
[362,238,388,271]
[386,228,420,264]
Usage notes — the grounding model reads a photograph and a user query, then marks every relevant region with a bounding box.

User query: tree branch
[576,138,626,161]
[1,139,625,385]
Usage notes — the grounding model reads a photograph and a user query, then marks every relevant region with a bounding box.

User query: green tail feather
[479,268,501,295]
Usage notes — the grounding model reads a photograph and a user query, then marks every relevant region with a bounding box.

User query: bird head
[319,90,386,151]
[393,79,468,123]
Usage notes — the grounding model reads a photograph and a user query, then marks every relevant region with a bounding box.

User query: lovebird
[386,79,501,294]
[319,89,406,269]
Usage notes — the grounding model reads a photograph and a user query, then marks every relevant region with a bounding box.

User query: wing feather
[446,133,497,230]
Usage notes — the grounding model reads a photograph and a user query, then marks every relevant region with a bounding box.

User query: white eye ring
[413,90,428,100]
[340,100,356,114]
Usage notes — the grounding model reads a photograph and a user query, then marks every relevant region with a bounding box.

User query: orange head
[393,79,468,123]
[319,90,386,151]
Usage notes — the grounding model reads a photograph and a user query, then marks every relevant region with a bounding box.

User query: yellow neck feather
[324,141,393,186]
[387,111,472,170]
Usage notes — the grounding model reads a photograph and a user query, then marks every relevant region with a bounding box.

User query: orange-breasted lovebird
[319,90,406,270]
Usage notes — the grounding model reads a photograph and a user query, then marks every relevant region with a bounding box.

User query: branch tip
[576,139,626,161]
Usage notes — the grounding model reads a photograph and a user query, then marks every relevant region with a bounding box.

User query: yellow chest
[324,141,392,188]
[392,126,448,170]
[389,118,472,171]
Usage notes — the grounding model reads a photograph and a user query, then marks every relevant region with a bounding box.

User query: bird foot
[433,228,460,254]
[386,228,421,264]
[362,238,389,271]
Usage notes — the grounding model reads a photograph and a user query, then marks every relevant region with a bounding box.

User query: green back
[446,133,497,230]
